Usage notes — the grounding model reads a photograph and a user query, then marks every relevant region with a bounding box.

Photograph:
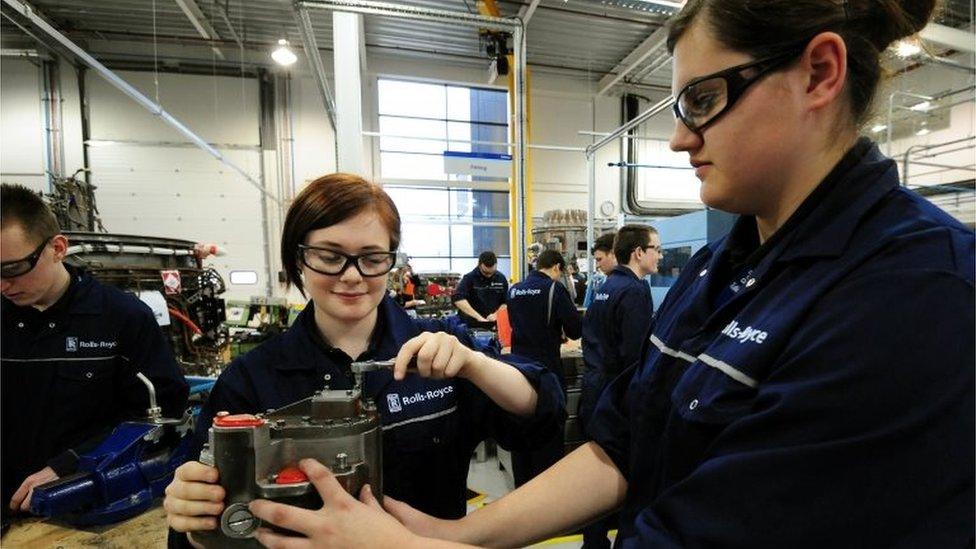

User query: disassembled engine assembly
[193,360,388,547]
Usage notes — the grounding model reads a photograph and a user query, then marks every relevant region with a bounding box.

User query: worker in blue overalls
[577,224,660,548]
[243,2,974,547]
[163,174,564,547]
[1,184,188,518]
[506,249,582,487]
[452,251,508,329]
[582,232,617,308]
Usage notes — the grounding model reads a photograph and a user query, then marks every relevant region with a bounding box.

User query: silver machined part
[221,502,259,538]
[349,359,396,373]
[334,452,349,472]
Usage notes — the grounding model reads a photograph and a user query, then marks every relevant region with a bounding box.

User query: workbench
[2,504,168,548]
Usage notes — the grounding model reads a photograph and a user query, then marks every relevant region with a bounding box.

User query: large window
[377,78,511,275]
[635,139,703,206]
[386,187,511,275]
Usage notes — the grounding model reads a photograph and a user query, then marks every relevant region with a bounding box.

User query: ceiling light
[894,40,922,58]
[871,124,887,133]
[909,100,933,112]
[272,39,297,66]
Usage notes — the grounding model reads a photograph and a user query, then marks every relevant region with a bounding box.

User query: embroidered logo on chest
[385,385,455,413]
[720,320,768,344]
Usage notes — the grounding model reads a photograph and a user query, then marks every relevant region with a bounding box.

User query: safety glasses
[673,47,804,134]
[0,237,52,279]
[298,245,397,278]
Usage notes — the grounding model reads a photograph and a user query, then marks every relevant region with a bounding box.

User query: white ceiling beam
[919,23,975,54]
[173,0,225,59]
[518,0,542,26]
[596,25,669,96]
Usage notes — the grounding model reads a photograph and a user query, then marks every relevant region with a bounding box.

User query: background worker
[577,224,661,548]
[582,232,618,308]
[506,250,583,487]
[395,262,425,311]
[452,250,508,329]
[1,183,188,517]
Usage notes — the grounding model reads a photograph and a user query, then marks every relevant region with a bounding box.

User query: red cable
[168,307,203,335]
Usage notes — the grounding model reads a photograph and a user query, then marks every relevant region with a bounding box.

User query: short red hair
[280,173,400,295]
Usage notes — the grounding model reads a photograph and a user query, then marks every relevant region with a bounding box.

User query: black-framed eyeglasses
[298,245,397,278]
[0,237,52,279]
[673,47,805,134]
[641,244,663,254]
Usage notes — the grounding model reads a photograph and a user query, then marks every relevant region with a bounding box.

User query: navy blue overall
[588,140,975,547]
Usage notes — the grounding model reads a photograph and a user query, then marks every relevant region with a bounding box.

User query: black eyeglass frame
[673,47,805,134]
[0,237,52,279]
[640,244,663,254]
[297,244,397,278]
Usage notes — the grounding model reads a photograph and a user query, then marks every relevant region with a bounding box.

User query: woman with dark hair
[396,262,425,310]
[162,173,564,547]
[245,2,974,547]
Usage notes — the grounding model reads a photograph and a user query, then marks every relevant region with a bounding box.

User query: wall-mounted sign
[443,151,512,178]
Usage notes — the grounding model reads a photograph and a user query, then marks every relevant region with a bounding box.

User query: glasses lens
[677,77,728,130]
[0,260,32,279]
[358,253,395,276]
[302,248,347,275]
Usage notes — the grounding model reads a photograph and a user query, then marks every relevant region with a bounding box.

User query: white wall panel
[82,69,269,300]
[293,75,337,188]
[59,59,86,176]
[1,58,47,193]
[88,143,267,301]
[87,70,259,145]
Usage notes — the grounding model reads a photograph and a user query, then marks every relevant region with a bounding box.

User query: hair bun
[859,0,939,51]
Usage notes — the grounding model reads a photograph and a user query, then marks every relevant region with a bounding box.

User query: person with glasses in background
[240,1,973,547]
[0,183,188,520]
[576,224,660,548]
[162,173,564,548]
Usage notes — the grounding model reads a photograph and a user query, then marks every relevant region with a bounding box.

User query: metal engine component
[63,231,228,376]
[193,361,384,548]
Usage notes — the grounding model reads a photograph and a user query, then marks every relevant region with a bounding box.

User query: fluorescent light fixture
[871,124,887,133]
[272,39,297,66]
[915,127,931,136]
[909,100,933,112]
[894,40,922,58]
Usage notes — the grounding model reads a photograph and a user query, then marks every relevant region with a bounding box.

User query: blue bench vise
[29,373,193,526]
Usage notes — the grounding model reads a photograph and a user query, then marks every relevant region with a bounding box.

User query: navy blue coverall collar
[2,264,96,320]
[608,265,641,281]
[723,139,872,271]
[688,139,898,338]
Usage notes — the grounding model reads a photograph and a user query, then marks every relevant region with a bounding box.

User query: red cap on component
[213,411,266,428]
[275,466,309,484]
